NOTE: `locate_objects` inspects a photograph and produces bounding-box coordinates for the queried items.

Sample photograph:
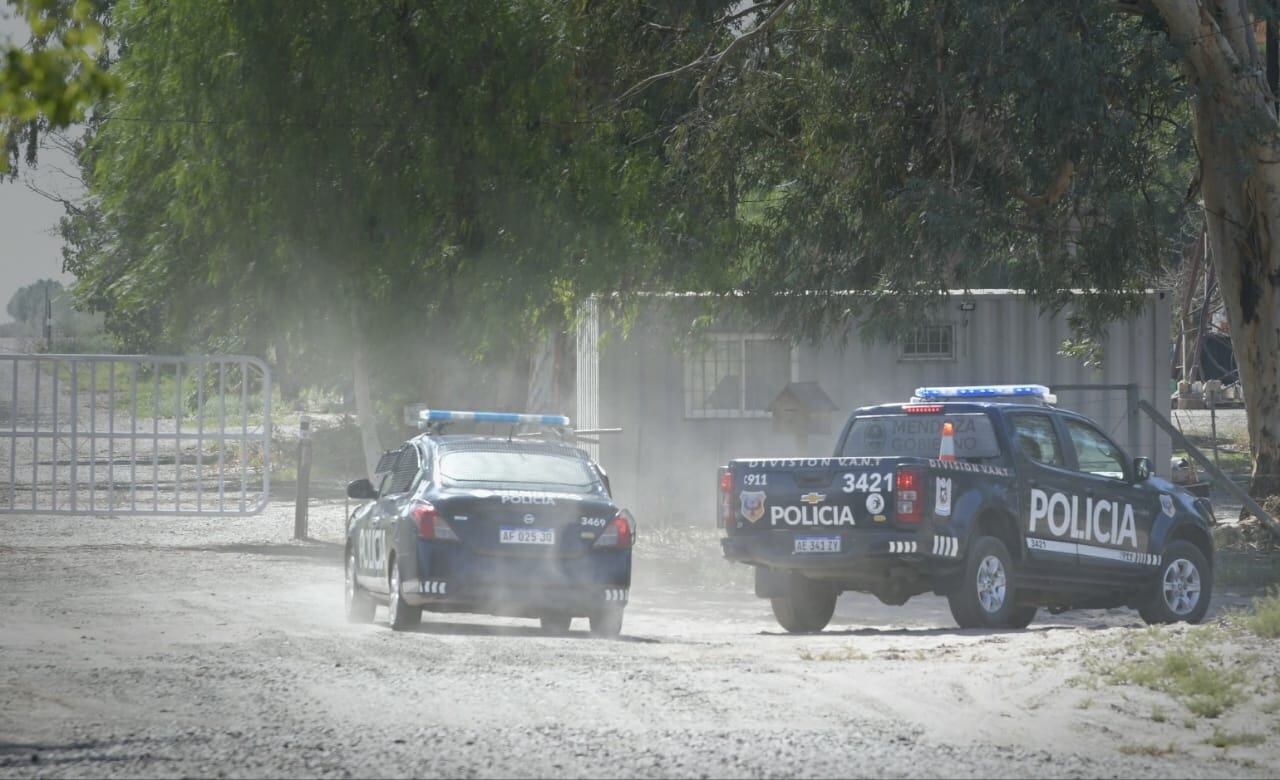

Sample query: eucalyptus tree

[623,0,1280,499]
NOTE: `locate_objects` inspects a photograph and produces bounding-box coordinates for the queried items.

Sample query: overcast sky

[0,6,79,317]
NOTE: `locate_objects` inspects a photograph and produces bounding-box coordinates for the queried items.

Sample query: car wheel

[344,548,375,624]
[1138,540,1212,625]
[948,536,1021,629]
[770,574,837,633]
[387,559,421,631]
[589,606,624,638]
[540,615,573,635]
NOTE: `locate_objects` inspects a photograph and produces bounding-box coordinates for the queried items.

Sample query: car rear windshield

[438,449,598,490]
[840,413,1003,459]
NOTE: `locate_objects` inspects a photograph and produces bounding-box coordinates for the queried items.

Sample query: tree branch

[615,36,719,103]
[697,0,800,106]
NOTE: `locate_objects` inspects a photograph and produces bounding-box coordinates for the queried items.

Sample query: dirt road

[2,501,1277,778]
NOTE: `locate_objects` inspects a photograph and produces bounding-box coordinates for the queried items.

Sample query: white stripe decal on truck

[1026,538,1159,566]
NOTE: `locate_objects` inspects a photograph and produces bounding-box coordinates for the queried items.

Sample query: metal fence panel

[0,354,271,516]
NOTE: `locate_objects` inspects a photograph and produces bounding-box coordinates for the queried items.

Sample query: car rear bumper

[403,540,630,613]
[721,528,963,571]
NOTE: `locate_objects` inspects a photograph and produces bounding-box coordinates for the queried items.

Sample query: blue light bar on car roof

[419,409,571,427]
[913,384,1052,401]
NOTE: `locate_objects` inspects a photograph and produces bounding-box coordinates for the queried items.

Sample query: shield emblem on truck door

[740,491,767,523]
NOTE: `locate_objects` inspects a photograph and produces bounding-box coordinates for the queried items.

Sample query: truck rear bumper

[721,529,962,571]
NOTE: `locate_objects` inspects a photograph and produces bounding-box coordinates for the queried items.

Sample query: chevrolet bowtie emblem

[800,492,826,505]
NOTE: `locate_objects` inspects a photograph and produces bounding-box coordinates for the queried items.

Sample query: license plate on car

[794,536,840,554]
[500,527,556,545]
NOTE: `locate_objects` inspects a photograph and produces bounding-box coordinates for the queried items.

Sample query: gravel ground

[2,500,1278,779]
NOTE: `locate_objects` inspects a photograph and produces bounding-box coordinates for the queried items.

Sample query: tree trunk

[1154,1,1280,498]
[350,311,382,483]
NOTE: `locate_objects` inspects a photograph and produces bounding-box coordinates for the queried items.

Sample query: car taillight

[594,510,635,548]
[412,501,458,541]
[902,404,943,414]
[895,466,924,524]
[718,469,736,530]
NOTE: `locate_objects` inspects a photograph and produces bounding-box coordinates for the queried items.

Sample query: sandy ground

[1,500,1278,779]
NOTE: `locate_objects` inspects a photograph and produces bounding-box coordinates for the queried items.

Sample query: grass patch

[798,646,867,662]
[1118,743,1178,757]
[1150,704,1168,723]
[1205,729,1266,749]
[1088,628,1250,719]
[1241,589,1280,639]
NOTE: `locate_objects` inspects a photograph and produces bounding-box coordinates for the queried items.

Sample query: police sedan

[344,411,634,636]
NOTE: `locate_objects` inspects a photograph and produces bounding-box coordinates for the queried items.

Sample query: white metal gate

[0,354,271,515]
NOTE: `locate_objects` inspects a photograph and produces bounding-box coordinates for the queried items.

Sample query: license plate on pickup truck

[794,536,840,554]
[500,527,556,545]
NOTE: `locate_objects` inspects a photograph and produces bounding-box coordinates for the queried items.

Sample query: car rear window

[841,413,1003,459]
[438,450,597,489]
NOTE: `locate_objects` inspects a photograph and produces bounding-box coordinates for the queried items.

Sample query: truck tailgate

[721,457,909,531]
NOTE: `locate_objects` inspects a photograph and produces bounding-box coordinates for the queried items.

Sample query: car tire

[540,615,573,635]
[770,574,837,633]
[387,559,421,631]
[948,536,1022,629]
[344,548,375,624]
[1138,540,1212,625]
[589,606,624,638]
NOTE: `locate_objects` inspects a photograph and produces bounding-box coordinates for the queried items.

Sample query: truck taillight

[902,404,943,414]
[594,510,635,548]
[895,466,924,524]
[412,501,458,541]
[718,468,736,530]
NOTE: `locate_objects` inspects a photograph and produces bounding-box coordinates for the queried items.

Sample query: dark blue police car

[344,410,634,636]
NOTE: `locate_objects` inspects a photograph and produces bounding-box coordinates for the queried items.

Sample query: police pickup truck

[345,410,634,636]
[718,385,1215,632]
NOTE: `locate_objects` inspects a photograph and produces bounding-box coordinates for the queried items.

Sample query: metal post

[1125,383,1141,460]
[1209,387,1220,472]
[294,415,312,540]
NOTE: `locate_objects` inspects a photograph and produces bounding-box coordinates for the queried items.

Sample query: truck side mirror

[347,478,378,500]
[1132,457,1152,483]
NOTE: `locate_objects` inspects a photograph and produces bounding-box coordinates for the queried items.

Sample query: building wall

[577,292,1173,527]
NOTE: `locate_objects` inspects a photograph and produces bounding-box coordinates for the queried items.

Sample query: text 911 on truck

[718,384,1216,632]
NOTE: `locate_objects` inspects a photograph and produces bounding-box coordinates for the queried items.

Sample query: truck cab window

[1008,414,1065,468]
[1063,418,1126,480]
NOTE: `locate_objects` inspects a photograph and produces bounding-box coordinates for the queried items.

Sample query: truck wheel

[387,560,421,631]
[589,606,624,638]
[344,548,375,624]
[948,536,1021,629]
[1138,541,1212,625]
[771,575,837,633]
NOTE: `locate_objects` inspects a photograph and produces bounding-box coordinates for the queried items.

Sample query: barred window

[901,324,955,360]
[684,334,794,418]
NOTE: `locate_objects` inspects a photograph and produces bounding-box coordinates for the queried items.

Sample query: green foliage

[1,0,120,172]
[5,277,58,323]
[62,0,707,409]
[623,0,1197,348]
[1095,629,1249,719]
[1242,588,1280,639]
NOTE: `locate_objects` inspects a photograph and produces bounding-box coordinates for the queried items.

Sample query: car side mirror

[347,478,378,500]
[1132,457,1152,483]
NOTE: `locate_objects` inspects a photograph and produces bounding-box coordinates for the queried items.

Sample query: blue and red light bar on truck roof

[911,384,1055,403]
[418,409,572,428]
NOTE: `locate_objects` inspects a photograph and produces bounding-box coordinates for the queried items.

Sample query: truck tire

[771,574,837,633]
[1138,540,1212,625]
[948,535,1022,629]
[589,606,624,638]
[1008,605,1037,629]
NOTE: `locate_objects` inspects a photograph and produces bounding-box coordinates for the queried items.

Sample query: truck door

[1059,417,1157,579]
[1005,412,1081,571]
